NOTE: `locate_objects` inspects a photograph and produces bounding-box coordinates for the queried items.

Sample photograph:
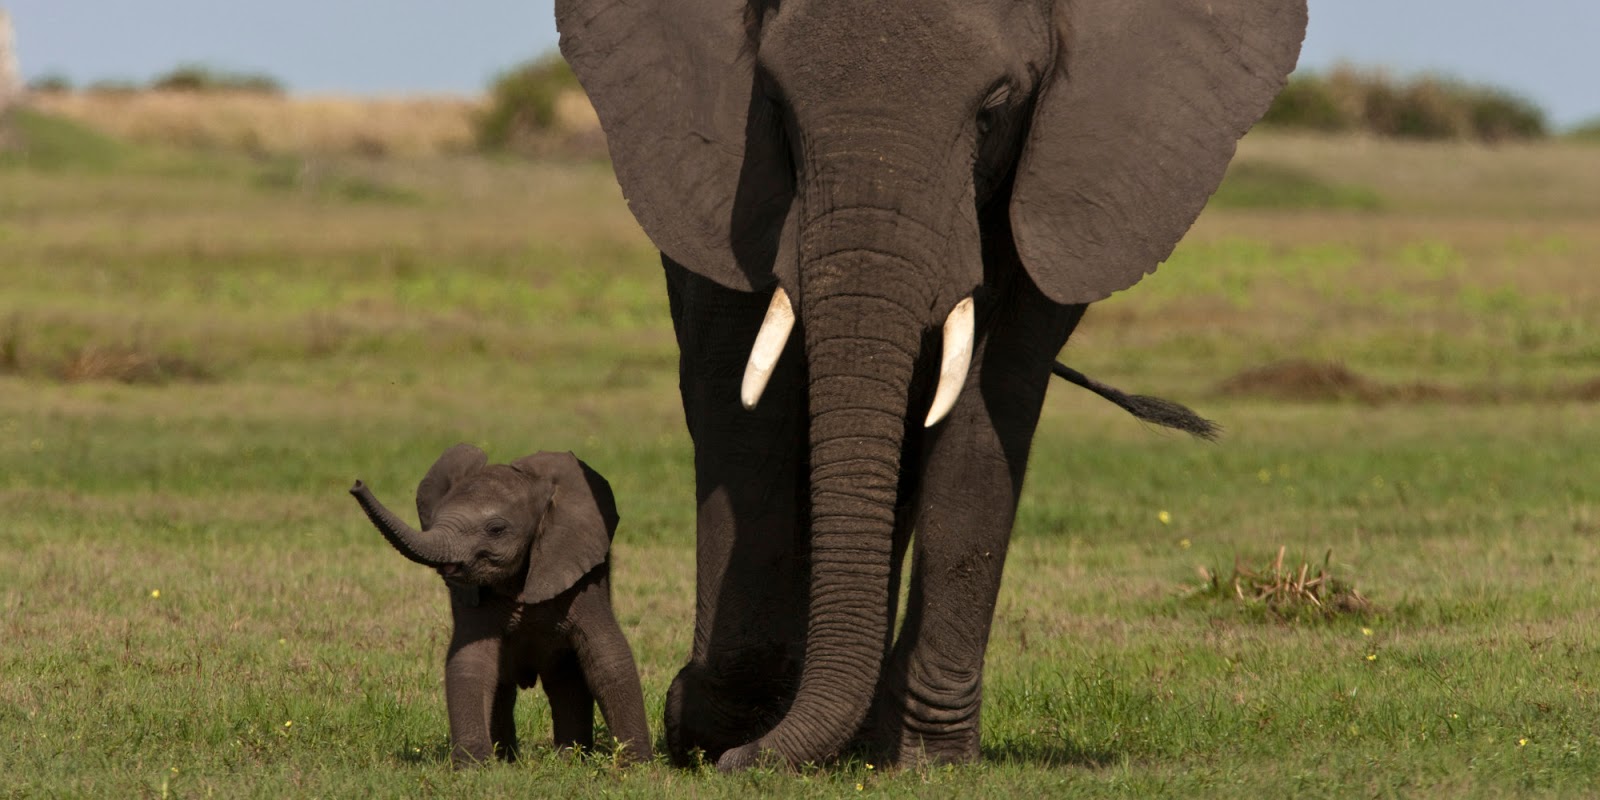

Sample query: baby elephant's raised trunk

[349,480,454,568]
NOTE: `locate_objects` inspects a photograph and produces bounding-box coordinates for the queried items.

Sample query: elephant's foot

[859,661,984,765]
[449,741,497,770]
[713,740,790,772]
[664,662,793,767]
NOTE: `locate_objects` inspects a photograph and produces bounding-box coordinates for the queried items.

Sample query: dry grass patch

[1234,132,1600,217]
[57,345,213,385]
[31,91,483,157]
[1196,547,1375,621]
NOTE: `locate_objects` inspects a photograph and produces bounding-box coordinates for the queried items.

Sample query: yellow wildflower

[1365,653,1377,661]
[1361,627,1373,637]
[150,589,160,599]
[1157,510,1172,525]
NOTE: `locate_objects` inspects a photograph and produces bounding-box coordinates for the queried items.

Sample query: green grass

[3,116,1599,796]
[1211,161,1382,211]
[1,108,138,171]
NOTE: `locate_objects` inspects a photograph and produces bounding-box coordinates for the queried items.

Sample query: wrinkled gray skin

[350,444,651,767]
[558,0,1308,770]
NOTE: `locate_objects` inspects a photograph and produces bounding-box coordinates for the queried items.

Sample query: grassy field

[2,110,1599,797]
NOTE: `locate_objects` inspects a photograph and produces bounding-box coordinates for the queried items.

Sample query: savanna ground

[2,103,1599,797]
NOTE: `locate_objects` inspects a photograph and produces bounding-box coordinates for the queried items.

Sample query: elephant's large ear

[556,0,794,291]
[511,452,620,606]
[416,443,488,529]
[1010,0,1307,304]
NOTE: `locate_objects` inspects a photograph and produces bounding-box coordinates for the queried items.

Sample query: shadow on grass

[982,738,1122,769]
[391,736,1126,772]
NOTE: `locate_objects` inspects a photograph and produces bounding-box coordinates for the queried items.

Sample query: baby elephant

[350,444,651,766]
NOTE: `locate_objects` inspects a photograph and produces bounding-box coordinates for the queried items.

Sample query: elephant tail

[1052,362,1220,441]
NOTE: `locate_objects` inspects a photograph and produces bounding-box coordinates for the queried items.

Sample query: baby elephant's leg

[571,582,653,764]
[444,634,503,768]
[490,682,519,762]
[542,654,596,753]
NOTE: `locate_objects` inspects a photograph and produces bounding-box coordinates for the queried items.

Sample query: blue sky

[6,1,1597,126]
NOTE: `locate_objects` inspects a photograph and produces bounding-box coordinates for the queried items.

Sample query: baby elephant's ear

[417,443,488,529]
[511,452,620,605]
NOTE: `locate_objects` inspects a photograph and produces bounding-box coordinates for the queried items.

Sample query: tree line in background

[22,57,1600,149]
[29,64,284,96]
[1264,66,1554,143]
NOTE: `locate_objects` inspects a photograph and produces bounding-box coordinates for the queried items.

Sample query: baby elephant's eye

[485,520,510,537]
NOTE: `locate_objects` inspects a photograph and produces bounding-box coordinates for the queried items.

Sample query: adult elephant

[557,0,1307,769]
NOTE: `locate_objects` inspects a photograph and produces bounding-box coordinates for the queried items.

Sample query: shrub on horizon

[1567,117,1600,143]
[28,73,72,93]
[1264,66,1548,143]
[475,54,582,152]
[149,64,283,95]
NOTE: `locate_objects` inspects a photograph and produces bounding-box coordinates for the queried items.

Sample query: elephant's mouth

[436,563,463,580]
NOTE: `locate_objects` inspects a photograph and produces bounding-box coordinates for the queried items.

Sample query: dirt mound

[1570,378,1600,402]
[1218,359,1598,405]
[1218,359,1398,403]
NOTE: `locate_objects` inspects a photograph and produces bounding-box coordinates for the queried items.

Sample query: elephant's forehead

[449,468,527,507]
[759,0,1013,96]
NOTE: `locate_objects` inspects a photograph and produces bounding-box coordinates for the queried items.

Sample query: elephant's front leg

[661,260,810,766]
[444,632,505,768]
[868,289,1083,765]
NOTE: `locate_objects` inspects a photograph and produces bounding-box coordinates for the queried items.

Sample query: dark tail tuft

[1052,362,1221,441]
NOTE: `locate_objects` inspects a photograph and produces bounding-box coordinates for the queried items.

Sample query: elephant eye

[977,83,1012,137]
[485,520,509,537]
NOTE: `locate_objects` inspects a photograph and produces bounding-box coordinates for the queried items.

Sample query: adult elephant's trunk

[349,480,455,568]
[729,198,953,767]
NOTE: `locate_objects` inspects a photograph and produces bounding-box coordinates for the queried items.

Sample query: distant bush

[1567,117,1600,144]
[86,79,141,95]
[149,64,283,95]
[475,54,582,152]
[1261,75,1351,133]
[28,73,73,93]
[1264,67,1548,143]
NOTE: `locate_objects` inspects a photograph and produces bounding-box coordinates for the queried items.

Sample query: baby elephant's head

[350,444,619,604]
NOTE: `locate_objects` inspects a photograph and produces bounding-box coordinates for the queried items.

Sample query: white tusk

[925,297,975,427]
[740,287,795,410]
